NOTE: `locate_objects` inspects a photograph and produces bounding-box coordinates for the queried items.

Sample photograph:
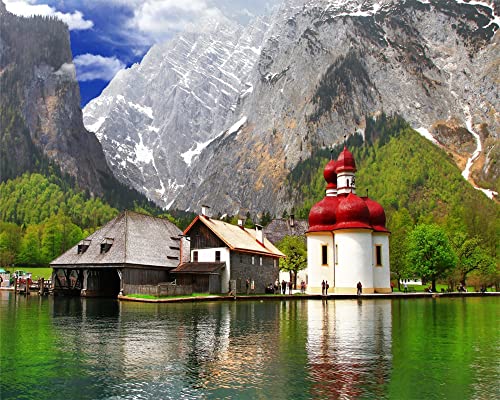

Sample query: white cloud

[4,0,93,30]
[130,0,227,42]
[73,54,125,81]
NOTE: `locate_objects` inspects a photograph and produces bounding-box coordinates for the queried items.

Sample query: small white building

[306,146,391,294]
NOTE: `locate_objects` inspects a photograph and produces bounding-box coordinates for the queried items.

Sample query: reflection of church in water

[307,300,393,398]
[307,146,391,294]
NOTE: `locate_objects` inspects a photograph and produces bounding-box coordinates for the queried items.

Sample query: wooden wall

[189,221,225,249]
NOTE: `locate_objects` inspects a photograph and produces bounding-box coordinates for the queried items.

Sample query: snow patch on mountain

[415,127,439,145]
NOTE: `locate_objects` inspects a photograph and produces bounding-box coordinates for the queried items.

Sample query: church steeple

[336,146,356,195]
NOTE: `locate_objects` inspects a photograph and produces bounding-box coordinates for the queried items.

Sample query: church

[307,146,391,294]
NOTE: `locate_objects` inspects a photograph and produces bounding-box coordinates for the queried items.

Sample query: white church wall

[372,233,391,293]
[334,230,373,293]
[306,233,334,294]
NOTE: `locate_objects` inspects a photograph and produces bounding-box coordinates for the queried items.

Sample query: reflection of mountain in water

[307,299,392,398]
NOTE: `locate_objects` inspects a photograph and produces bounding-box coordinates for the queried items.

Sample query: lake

[0,292,498,399]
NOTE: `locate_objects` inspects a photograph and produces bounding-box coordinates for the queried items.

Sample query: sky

[4,0,280,106]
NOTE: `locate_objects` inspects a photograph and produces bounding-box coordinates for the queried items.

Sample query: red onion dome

[336,146,356,173]
[323,159,337,186]
[364,197,389,232]
[308,196,339,232]
[332,193,372,230]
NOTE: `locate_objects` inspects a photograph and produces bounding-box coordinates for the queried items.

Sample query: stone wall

[230,252,279,294]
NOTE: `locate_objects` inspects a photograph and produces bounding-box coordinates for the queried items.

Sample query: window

[375,245,382,266]
[100,238,113,254]
[240,254,243,264]
[193,251,198,262]
[215,251,221,262]
[321,245,328,265]
[259,256,263,266]
[252,256,255,265]
[77,240,91,254]
[335,244,338,265]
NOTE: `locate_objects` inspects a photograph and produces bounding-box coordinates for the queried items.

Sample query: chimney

[289,214,295,227]
[255,224,264,245]
[201,205,210,218]
[238,218,244,228]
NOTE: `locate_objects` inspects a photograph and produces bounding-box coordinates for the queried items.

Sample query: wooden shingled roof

[51,211,182,268]
[184,215,285,258]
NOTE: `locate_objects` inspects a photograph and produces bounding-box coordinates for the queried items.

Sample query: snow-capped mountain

[84,17,271,207]
[85,0,499,214]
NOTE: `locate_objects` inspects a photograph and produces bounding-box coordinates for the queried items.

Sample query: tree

[0,222,22,267]
[406,224,456,292]
[452,233,497,284]
[388,207,414,290]
[17,224,43,265]
[277,235,307,288]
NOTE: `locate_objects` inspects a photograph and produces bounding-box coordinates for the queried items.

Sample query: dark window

[240,254,243,263]
[215,251,221,262]
[193,251,198,262]
[77,240,90,254]
[100,238,113,254]
[322,245,328,265]
[375,245,382,266]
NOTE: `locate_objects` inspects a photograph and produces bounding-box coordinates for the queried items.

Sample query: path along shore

[118,291,499,303]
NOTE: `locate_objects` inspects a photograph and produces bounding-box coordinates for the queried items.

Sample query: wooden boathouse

[50,211,183,297]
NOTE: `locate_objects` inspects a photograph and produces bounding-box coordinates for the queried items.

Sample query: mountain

[83,17,271,207]
[0,3,149,209]
[85,0,499,215]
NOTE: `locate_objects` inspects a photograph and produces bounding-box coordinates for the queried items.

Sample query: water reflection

[1,292,497,400]
[306,299,392,399]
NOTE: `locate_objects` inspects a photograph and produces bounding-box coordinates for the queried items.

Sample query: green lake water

[0,292,498,399]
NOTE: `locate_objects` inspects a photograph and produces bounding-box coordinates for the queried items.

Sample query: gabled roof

[51,211,182,268]
[184,215,285,258]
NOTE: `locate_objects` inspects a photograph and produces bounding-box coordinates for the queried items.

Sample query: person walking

[325,281,329,296]
[356,281,362,296]
[246,278,250,294]
[282,280,287,295]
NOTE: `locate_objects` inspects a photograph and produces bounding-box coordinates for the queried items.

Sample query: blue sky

[4,0,279,106]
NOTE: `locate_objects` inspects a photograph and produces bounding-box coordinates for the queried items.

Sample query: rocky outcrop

[83,17,271,207]
[0,6,146,206]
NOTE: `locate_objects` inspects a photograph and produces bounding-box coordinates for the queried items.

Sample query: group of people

[321,280,330,296]
[249,279,369,296]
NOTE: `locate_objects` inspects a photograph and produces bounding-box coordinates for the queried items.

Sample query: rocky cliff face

[0,5,145,208]
[84,0,499,215]
[0,5,146,206]
[83,17,271,207]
